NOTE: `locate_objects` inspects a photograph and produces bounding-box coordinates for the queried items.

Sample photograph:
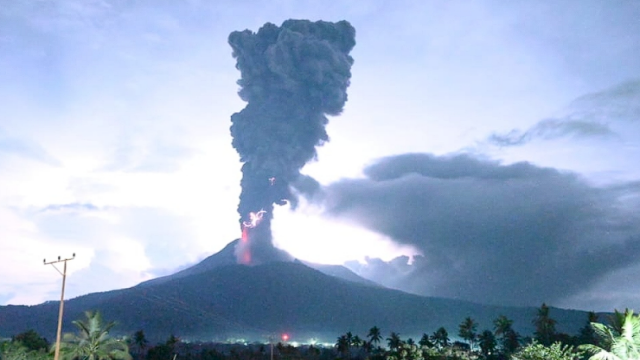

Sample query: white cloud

[0,207,95,305]
[272,199,420,265]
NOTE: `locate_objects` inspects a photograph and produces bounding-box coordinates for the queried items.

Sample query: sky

[1,0,639,312]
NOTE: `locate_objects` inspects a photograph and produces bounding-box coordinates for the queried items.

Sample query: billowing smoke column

[228,19,356,264]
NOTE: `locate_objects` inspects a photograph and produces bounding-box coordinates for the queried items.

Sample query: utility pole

[44,253,75,360]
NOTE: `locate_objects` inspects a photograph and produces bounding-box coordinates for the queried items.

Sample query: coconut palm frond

[580,344,621,360]
[608,310,626,335]
[591,322,616,349]
[581,310,640,360]
[59,311,131,360]
[623,310,640,348]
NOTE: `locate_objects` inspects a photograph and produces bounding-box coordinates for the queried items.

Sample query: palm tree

[368,326,382,347]
[458,317,478,351]
[579,309,640,360]
[130,330,147,360]
[345,332,354,349]
[502,329,521,355]
[351,335,363,349]
[59,310,131,360]
[533,303,557,346]
[431,327,449,350]
[478,330,496,358]
[493,315,513,338]
[362,340,373,355]
[609,309,629,334]
[387,332,403,351]
[494,315,520,354]
[335,334,350,358]
[419,333,434,349]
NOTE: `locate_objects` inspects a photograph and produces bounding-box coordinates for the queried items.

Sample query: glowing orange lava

[239,210,266,265]
[239,226,251,264]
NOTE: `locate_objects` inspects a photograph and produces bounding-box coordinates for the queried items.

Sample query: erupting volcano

[228,19,356,264]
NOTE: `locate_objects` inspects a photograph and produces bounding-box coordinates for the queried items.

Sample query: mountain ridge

[0,240,594,343]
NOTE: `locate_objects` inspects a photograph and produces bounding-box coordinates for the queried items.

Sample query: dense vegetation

[2,305,639,360]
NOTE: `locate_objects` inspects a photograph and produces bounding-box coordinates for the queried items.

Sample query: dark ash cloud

[228,19,355,264]
[489,79,639,147]
[289,174,323,209]
[319,153,640,308]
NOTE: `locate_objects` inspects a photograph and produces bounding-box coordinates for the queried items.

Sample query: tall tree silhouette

[368,326,382,347]
[458,317,478,351]
[533,303,557,346]
[387,332,402,351]
[578,312,599,346]
[478,330,497,358]
[130,330,147,360]
[336,334,350,358]
[494,315,520,354]
[431,327,450,350]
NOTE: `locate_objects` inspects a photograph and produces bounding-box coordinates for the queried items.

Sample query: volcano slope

[0,242,591,343]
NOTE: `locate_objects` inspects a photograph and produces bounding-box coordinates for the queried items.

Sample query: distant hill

[0,240,594,344]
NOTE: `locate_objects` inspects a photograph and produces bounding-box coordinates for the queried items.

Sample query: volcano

[0,240,592,343]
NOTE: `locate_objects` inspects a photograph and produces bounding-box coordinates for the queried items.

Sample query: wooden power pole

[44,253,75,360]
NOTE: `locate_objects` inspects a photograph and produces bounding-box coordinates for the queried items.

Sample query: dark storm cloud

[321,153,640,307]
[489,80,639,146]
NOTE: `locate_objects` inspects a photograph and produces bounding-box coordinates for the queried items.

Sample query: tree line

[2,304,640,360]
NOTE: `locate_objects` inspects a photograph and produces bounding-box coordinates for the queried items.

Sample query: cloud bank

[313,153,640,309]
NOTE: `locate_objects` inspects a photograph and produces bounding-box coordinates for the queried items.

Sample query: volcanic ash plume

[228,19,356,264]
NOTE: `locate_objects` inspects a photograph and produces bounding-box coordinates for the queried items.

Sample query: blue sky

[1,0,639,312]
